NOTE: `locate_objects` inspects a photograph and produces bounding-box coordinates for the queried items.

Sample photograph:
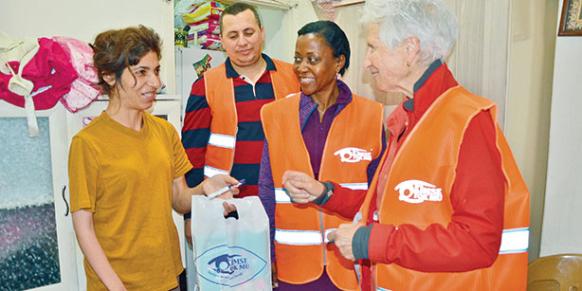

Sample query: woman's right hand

[202,175,240,217]
[282,170,325,203]
[202,174,240,199]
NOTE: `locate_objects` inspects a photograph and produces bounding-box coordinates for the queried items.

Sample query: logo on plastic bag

[195,244,267,287]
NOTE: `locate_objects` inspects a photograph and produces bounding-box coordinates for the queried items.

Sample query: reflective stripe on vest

[275,188,291,203]
[377,288,393,291]
[204,165,229,178]
[274,183,368,204]
[499,227,529,254]
[341,183,368,190]
[275,228,337,245]
[208,133,236,149]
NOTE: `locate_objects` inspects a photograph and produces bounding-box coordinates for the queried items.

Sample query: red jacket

[322,62,524,290]
[361,85,529,290]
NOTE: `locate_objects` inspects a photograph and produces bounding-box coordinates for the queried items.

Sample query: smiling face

[107,51,161,111]
[364,24,409,93]
[220,9,265,68]
[293,33,344,98]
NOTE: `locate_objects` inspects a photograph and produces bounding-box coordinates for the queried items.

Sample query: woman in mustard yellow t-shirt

[68,26,238,291]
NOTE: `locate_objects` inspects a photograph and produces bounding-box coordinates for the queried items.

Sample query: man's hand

[282,170,325,203]
[327,223,363,261]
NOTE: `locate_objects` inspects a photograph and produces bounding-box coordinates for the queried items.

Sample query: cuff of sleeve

[368,223,396,263]
[184,212,191,219]
[312,182,331,205]
[352,225,372,260]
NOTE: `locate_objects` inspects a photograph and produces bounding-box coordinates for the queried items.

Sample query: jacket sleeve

[258,142,277,262]
[181,77,211,219]
[364,111,505,272]
[321,185,365,220]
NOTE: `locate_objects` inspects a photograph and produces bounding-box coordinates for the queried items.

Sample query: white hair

[361,0,458,66]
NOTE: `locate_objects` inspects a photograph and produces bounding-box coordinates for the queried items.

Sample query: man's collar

[224,53,276,78]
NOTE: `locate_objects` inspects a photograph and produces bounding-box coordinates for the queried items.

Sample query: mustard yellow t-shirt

[68,111,192,291]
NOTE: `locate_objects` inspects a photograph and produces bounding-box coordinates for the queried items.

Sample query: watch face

[325,182,333,196]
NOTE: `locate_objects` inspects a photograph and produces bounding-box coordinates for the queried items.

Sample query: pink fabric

[200,39,222,50]
[189,19,220,35]
[52,36,100,112]
[0,37,77,110]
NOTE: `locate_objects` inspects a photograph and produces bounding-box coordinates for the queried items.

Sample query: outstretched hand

[282,170,325,204]
[202,175,240,216]
[202,174,240,199]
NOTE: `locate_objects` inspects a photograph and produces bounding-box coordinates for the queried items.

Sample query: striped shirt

[181,54,283,202]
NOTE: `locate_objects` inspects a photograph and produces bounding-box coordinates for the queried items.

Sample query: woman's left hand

[327,222,364,261]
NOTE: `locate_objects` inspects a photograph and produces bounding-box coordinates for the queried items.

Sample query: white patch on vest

[333,147,372,163]
[395,180,443,204]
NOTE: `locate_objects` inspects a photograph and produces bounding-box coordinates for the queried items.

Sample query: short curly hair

[92,25,161,95]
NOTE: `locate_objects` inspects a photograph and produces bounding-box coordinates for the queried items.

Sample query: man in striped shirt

[181,2,299,243]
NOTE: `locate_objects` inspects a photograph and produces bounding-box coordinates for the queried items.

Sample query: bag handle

[192,196,228,221]
[225,196,266,221]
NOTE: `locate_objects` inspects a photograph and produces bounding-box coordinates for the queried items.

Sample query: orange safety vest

[202,59,299,177]
[261,93,384,290]
[359,86,530,291]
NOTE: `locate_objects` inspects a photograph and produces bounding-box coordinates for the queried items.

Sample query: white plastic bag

[190,196,271,291]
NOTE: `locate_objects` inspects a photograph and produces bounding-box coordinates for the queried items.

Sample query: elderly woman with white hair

[281,0,530,290]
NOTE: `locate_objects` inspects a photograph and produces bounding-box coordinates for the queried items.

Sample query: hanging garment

[52,36,100,112]
[0,35,77,135]
[0,32,40,135]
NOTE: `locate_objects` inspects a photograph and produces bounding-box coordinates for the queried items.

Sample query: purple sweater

[258,80,386,261]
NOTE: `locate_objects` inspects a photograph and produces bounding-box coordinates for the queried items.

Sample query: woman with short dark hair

[259,20,386,290]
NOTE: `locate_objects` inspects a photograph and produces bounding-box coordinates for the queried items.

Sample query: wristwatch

[320,181,334,200]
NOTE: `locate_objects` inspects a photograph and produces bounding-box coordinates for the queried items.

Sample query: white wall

[540,2,582,255]
[258,6,289,62]
[263,0,318,63]
[0,0,175,93]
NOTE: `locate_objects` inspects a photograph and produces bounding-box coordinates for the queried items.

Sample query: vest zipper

[319,210,327,266]
[318,113,336,267]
